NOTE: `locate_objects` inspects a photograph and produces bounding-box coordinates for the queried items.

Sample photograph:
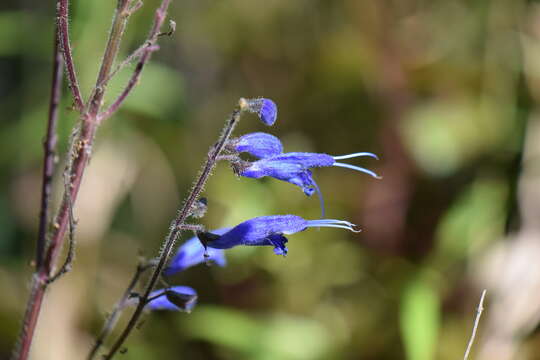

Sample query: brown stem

[94,0,132,95]
[103,108,241,359]
[11,28,64,360]
[87,263,150,360]
[37,29,63,270]
[13,1,143,359]
[98,0,172,123]
[57,0,84,111]
[46,0,134,281]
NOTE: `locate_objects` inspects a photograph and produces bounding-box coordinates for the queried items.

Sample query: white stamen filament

[307,220,362,233]
[332,152,379,160]
[333,162,382,179]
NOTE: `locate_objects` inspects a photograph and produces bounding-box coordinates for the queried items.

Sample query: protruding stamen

[306,219,362,233]
[332,152,379,160]
[333,162,382,179]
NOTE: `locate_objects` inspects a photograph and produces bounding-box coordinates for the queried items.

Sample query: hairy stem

[37,29,63,270]
[57,0,84,111]
[98,0,172,123]
[13,1,144,358]
[87,263,150,360]
[11,29,64,360]
[103,108,241,359]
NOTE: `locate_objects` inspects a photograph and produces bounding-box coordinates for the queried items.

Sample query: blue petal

[145,286,197,312]
[258,99,277,126]
[163,229,229,276]
[270,153,335,168]
[240,153,333,180]
[205,215,308,250]
[239,98,278,126]
[267,234,289,256]
[233,132,283,159]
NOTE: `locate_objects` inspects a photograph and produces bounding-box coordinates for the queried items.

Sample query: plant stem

[37,29,63,270]
[98,0,172,123]
[44,0,133,283]
[13,1,141,358]
[11,28,63,360]
[463,290,487,360]
[87,263,149,360]
[57,0,84,111]
[103,108,241,359]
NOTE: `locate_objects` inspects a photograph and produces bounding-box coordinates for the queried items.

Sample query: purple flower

[201,215,360,256]
[239,98,278,126]
[145,286,197,312]
[228,132,283,159]
[163,229,228,276]
[237,152,380,216]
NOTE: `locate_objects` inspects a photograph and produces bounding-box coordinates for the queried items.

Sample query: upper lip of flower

[228,132,284,159]
[237,151,380,217]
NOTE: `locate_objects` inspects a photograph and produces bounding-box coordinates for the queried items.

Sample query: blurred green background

[2,0,540,359]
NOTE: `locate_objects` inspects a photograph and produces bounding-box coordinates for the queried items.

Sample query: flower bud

[239,98,277,126]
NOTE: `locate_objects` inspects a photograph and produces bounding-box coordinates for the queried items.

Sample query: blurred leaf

[401,98,510,176]
[0,12,22,56]
[434,177,507,264]
[400,275,440,360]
[107,62,185,119]
[182,305,330,360]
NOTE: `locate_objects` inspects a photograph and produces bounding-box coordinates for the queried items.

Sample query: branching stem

[13,0,165,358]
[103,108,242,359]
[11,28,64,360]
[87,263,150,360]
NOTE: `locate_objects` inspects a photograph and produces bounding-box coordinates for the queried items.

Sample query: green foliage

[400,274,440,360]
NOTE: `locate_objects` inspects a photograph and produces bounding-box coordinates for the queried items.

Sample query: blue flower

[200,215,360,256]
[145,286,197,312]
[228,132,283,159]
[239,98,278,126]
[164,229,228,276]
[237,152,380,216]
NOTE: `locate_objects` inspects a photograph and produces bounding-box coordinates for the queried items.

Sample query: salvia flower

[200,215,360,256]
[163,229,228,276]
[237,152,380,216]
[145,286,197,312]
[227,132,283,159]
[239,98,277,126]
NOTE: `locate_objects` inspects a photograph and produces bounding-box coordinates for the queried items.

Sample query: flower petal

[145,286,198,312]
[164,229,229,276]
[231,132,283,159]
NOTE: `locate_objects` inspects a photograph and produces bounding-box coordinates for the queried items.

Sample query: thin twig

[36,28,63,270]
[11,28,64,360]
[47,130,79,284]
[103,107,242,360]
[97,0,173,124]
[87,263,150,360]
[97,42,157,90]
[463,289,487,360]
[13,1,145,359]
[57,0,84,111]
[45,0,135,284]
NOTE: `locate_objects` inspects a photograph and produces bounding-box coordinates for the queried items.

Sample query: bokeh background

[2,0,540,359]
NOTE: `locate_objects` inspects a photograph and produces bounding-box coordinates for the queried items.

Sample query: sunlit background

[2,0,540,359]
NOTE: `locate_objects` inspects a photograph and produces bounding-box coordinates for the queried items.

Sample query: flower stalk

[102,107,242,359]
